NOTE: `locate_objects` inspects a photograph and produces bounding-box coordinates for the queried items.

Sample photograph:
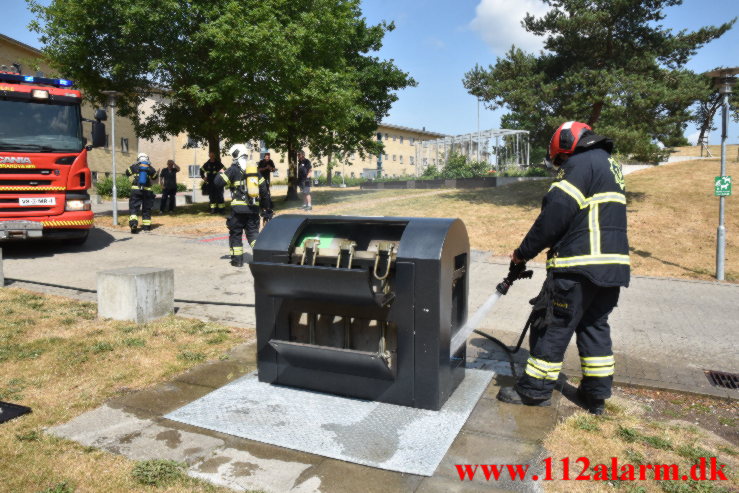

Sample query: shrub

[94,176,131,198]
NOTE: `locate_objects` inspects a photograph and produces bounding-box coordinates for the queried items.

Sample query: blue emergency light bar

[0,71,74,88]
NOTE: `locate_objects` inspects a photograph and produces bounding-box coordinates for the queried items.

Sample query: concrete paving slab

[434,430,543,483]
[416,475,514,493]
[463,395,557,443]
[188,446,322,493]
[173,359,256,389]
[49,404,156,447]
[109,380,215,416]
[297,458,423,493]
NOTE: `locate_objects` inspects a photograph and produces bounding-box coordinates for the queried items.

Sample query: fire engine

[0,69,105,244]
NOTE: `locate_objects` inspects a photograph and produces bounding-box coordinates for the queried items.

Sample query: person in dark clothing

[497,121,629,415]
[159,159,180,213]
[126,153,159,233]
[200,151,226,213]
[213,144,270,267]
[257,152,276,223]
[297,151,312,211]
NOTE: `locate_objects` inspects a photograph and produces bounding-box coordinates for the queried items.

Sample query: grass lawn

[544,386,738,492]
[97,159,738,282]
[0,288,249,492]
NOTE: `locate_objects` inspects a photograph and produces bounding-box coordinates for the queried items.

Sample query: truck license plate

[19,197,56,206]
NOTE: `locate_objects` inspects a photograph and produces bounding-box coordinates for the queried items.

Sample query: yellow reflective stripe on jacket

[586,192,626,206]
[231,180,243,187]
[258,177,265,185]
[220,172,232,187]
[132,186,152,191]
[547,254,630,268]
[550,179,587,208]
[231,200,249,206]
[589,202,601,255]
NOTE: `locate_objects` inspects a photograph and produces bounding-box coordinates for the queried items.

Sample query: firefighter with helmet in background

[497,121,629,415]
[214,144,269,267]
[125,152,159,233]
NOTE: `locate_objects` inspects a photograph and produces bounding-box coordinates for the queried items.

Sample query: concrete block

[97,267,174,323]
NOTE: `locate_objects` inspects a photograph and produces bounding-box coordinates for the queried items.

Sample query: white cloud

[470,0,550,55]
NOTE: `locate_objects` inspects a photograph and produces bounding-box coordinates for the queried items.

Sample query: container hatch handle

[373,242,394,281]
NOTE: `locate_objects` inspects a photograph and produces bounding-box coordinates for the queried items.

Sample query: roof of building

[379,122,446,138]
[0,34,42,56]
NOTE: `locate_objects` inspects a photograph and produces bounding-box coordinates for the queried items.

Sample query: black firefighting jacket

[213,163,269,214]
[125,163,159,191]
[515,137,630,287]
[200,159,225,181]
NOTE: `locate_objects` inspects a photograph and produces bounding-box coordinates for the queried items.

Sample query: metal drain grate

[704,370,739,390]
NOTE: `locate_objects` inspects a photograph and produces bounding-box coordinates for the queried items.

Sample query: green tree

[692,74,739,152]
[464,0,735,162]
[28,0,413,179]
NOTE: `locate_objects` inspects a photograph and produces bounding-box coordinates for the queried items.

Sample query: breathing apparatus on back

[136,153,151,186]
[228,144,259,200]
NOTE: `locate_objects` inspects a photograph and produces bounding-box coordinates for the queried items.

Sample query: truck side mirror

[91,121,106,148]
[94,108,108,121]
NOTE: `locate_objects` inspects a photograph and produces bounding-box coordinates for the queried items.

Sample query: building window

[384,154,388,161]
[410,156,415,165]
[188,165,200,178]
[105,134,110,150]
[392,135,396,142]
[120,138,129,153]
[384,133,388,140]
[399,136,404,144]
[91,171,98,183]
[410,137,415,145]
[392,155,396,161]
[399,155,403,163]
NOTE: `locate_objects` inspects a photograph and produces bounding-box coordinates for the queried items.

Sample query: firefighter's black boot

[230,254,244,267]
[142,225,152,232]
[129,219,138,234]
[496,386,551,407]
[577,386,605,415]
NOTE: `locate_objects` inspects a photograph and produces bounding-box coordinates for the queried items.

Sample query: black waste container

[250,215,469,410]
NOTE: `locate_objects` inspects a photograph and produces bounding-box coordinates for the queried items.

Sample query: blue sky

[4,0,738,143]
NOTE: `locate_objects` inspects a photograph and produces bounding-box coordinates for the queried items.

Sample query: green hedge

[95,177,187,198]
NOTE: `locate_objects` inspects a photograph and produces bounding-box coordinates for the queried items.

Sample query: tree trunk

[697,103,719,156]
[326,149,333,186]
[207,135,220,159]
[286,134,300,201]
[588,101,604,127]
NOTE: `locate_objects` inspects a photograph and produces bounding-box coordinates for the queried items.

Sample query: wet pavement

[50,339,557,493]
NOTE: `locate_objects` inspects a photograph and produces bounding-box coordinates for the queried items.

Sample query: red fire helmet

[546,121,592,166]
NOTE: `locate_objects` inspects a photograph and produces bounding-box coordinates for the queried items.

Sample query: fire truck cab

[0,70,104,244]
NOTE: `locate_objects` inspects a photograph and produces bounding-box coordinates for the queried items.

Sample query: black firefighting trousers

[208,181,225,210]
[516,273,620,400]
[129,189,154,227]
[227,211,260,257]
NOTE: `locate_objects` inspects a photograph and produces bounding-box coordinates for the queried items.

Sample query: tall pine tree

[464,0,734,162]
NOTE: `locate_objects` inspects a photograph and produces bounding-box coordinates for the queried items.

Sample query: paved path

[2,226,738,400]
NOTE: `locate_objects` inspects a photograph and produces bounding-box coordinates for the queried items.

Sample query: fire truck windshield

[0,99,83,152]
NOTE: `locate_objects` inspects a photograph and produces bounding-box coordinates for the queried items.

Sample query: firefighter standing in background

[497,121,629,415]
[126,153,159,233]
[257,152,276,225]
[214,144,269,267]
[200,151,226,213]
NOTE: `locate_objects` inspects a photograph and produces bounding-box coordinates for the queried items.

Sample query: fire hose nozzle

[496,261,533,295]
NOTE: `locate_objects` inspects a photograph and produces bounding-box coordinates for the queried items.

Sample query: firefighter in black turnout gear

[126,153,159,233]
[214,144,269,267]
[497,121,629,415]
[200,151,226,213]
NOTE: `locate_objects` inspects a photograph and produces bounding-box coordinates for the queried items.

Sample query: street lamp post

[101,91,122,225]
[704,67,739,281]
